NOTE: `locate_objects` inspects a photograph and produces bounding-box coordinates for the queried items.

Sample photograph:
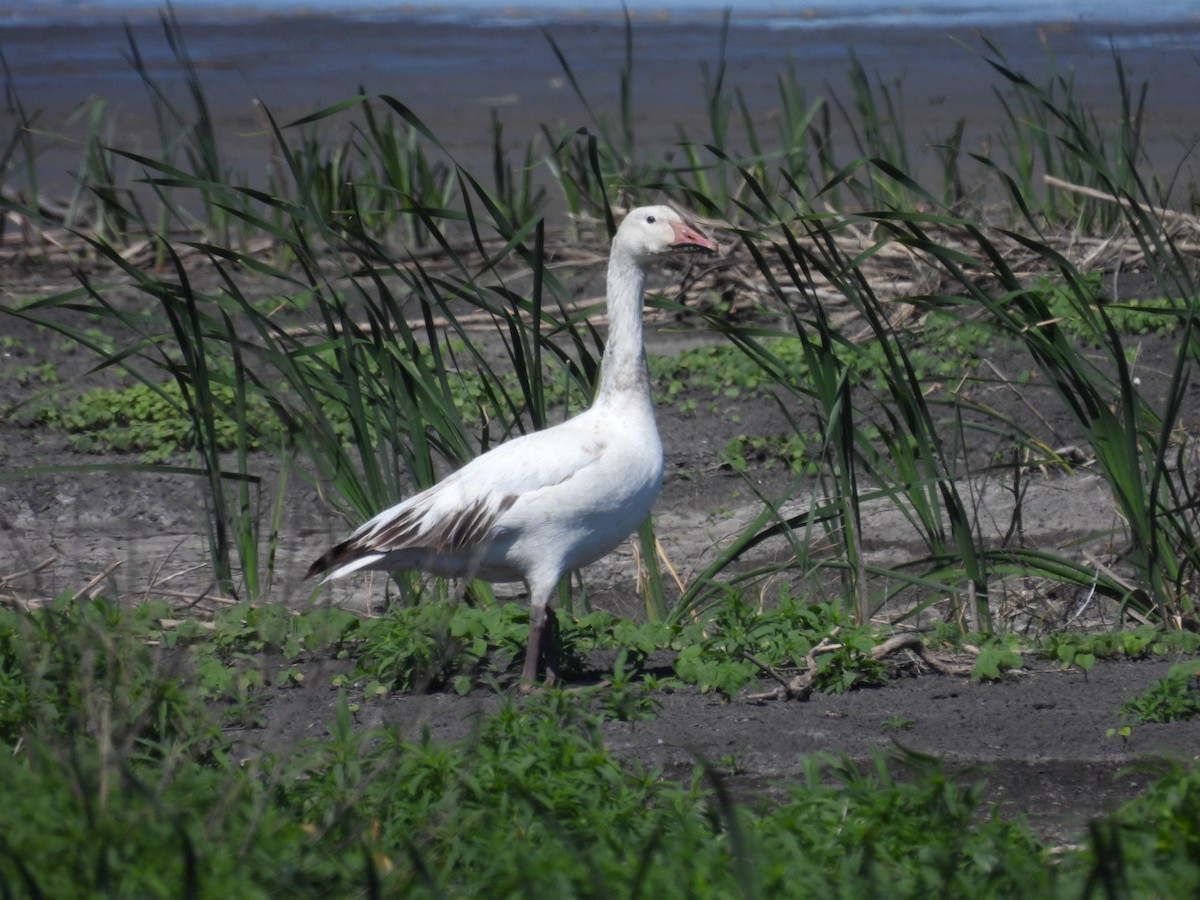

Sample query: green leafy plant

[970,635,1026,681]
[0,594,217,749]
[721,432,818,476]
[1039,626,1200,672]
[1119,660,1200,724]
[674,594,886,698]
[34,379,282,461]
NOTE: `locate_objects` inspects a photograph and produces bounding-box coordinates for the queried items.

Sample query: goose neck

[594,251,650,406]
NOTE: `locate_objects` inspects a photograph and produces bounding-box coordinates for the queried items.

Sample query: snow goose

[306,206,718,685]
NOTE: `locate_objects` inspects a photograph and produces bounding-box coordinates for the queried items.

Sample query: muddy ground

[1,241,1199,845]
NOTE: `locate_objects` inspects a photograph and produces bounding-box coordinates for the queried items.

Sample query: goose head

[616,206,718,264]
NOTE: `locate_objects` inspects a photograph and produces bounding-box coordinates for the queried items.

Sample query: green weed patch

[2,597,1200,895]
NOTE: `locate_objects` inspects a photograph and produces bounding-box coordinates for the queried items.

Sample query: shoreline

[2,17,1199,197]
[5,0,1200,30]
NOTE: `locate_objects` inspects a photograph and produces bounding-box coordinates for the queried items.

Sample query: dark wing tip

[304,538,356,581]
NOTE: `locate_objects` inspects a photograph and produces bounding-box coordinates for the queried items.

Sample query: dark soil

[236,650,1199,844]
[3,249,1200,846]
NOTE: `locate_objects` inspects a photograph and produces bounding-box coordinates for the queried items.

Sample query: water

[2,0,1197,29]
[2,0,1196,197]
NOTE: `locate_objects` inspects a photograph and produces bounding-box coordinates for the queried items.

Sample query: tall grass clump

[981,36,1164,231]
[4,45,649,607]
[938,46,1199,626]
[9,148,608,603]
[669,191,998,630]
[4,13,1200,635]
[670,43,1200,630]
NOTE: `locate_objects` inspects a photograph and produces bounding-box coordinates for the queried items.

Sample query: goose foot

[519,606,560,690]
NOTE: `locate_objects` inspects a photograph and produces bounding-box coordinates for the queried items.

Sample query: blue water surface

[2,0,1197,28]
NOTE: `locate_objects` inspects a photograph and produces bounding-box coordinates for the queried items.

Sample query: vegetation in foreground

[2,7,1200,895]
[2,594,1200,897]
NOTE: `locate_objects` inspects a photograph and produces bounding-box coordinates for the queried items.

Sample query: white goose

[306,206,717,685]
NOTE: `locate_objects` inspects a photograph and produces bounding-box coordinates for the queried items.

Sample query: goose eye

[646,215,656,223]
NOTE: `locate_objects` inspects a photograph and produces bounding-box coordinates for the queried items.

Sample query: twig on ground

[744,634,840,702]
[1043,175,1200,233]
[0,555,58,590]
[71,560,123,601]
[745,631,973,702]
[151,587,239,610]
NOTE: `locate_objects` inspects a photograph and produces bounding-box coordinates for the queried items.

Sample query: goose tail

[304,539,385,582]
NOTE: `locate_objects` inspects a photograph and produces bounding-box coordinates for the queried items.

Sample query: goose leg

[520,599,562,689]
[541,607,560,687]
[521,602,549,686]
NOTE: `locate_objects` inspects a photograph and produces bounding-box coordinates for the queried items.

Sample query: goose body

[306,206,717,683]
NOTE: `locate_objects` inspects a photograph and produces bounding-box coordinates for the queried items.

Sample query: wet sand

[3,14,1200,195]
